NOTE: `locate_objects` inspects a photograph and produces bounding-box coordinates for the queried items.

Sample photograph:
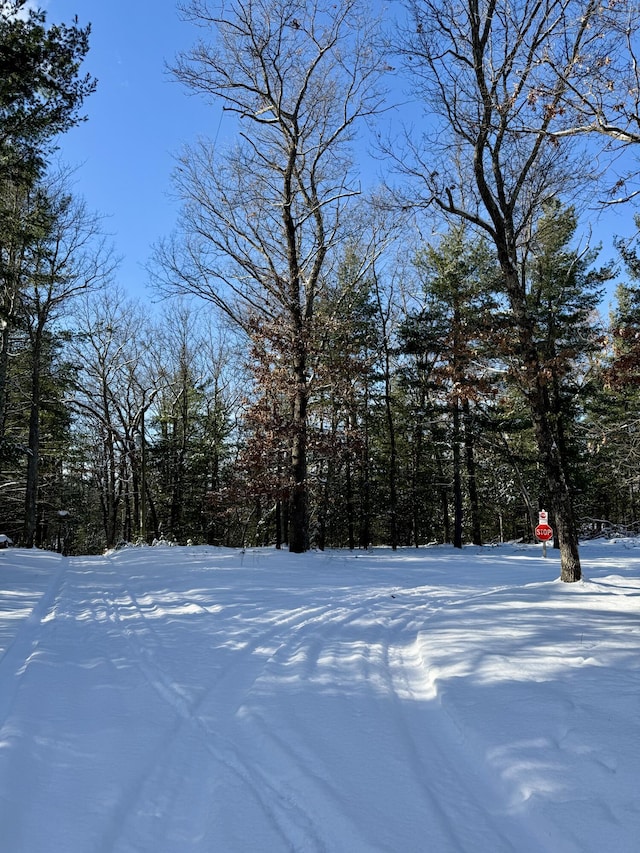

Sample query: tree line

[2,0,640,582]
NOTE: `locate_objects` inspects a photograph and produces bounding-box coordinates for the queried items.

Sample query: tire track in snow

[386,639,523,852]
[0,553,67,727]
[95,559,356,851]
[232,599,465,852]
[239,587,551,853]
[83,560,272,850]
[65,552,547,852]
[385,606,579,853]
[222,599,410,852]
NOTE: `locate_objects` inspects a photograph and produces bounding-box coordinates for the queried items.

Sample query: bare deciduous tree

[70,288,157,549]
[544,0,640,202]
[154,0,385,551]
[394,0,603,581]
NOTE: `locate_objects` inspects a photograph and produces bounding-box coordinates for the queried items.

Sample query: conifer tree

[395,0,606,580]
[0,2,94,182]
[313,245,378,549]
[1,2,95,483]
[583,241,640,529]
[400,226,499,546]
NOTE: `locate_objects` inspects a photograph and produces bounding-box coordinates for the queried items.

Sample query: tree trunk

[104,433,120,549]
[382,342,398,549]
[0,323,10,462]
[288,344,308,553]
[23,332,41,548]
[358,394,372,550]
[530,402,582,581]
[275,499,282,550]
[317,457,328,552]
[510,272,582,581]
[451,398,463,549]
[412,418,423,548]
[463,399,482,545]
[345,449,355,551]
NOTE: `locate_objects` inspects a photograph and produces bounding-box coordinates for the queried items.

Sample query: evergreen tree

[583,248,640,531]
[519,202,611,535]
[400,226,499,546]
[1,2,95,490]
[0,2,95,182]
[312,245,378,549]
[396,0,603,580]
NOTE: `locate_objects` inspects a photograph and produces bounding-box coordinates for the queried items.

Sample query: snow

[1,541,639,852]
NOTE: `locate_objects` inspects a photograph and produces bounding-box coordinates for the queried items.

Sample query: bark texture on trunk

[288,344,308,553]
[511,272,582,582]
[23,330,41,548]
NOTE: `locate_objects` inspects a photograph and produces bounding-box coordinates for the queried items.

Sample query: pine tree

[519,202,611,537]
[582,245,640,531]
[312,245,378,549]
[400,226,499,546]
[1,3,95,490]
[0,2,95,182]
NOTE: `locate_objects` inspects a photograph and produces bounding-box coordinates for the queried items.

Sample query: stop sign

[535,523,553,541]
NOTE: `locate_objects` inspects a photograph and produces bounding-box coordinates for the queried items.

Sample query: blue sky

[44,0,218,302]
[42,1,392,305]
[42,1,632,310]
[44,0,390,305]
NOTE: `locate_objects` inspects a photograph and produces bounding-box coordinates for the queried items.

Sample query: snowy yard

[0,541,638,852]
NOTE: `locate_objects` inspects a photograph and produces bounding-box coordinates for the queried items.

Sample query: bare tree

[544,0,640,203]
[146,302,241,544]
[70,288,156,548]
[154,0,385,551]
[394,0,603,581]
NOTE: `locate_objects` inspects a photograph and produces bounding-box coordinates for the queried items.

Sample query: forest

[2,0,640,582]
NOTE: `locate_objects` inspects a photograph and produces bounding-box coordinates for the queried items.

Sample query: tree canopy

[0,1,95,183]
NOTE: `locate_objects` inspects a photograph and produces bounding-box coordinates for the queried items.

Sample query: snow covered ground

[0,540,638,852]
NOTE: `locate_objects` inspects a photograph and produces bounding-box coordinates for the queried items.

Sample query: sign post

[535,510,553,557]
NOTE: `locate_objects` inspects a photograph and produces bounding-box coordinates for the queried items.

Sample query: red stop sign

[535,523,553,541]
